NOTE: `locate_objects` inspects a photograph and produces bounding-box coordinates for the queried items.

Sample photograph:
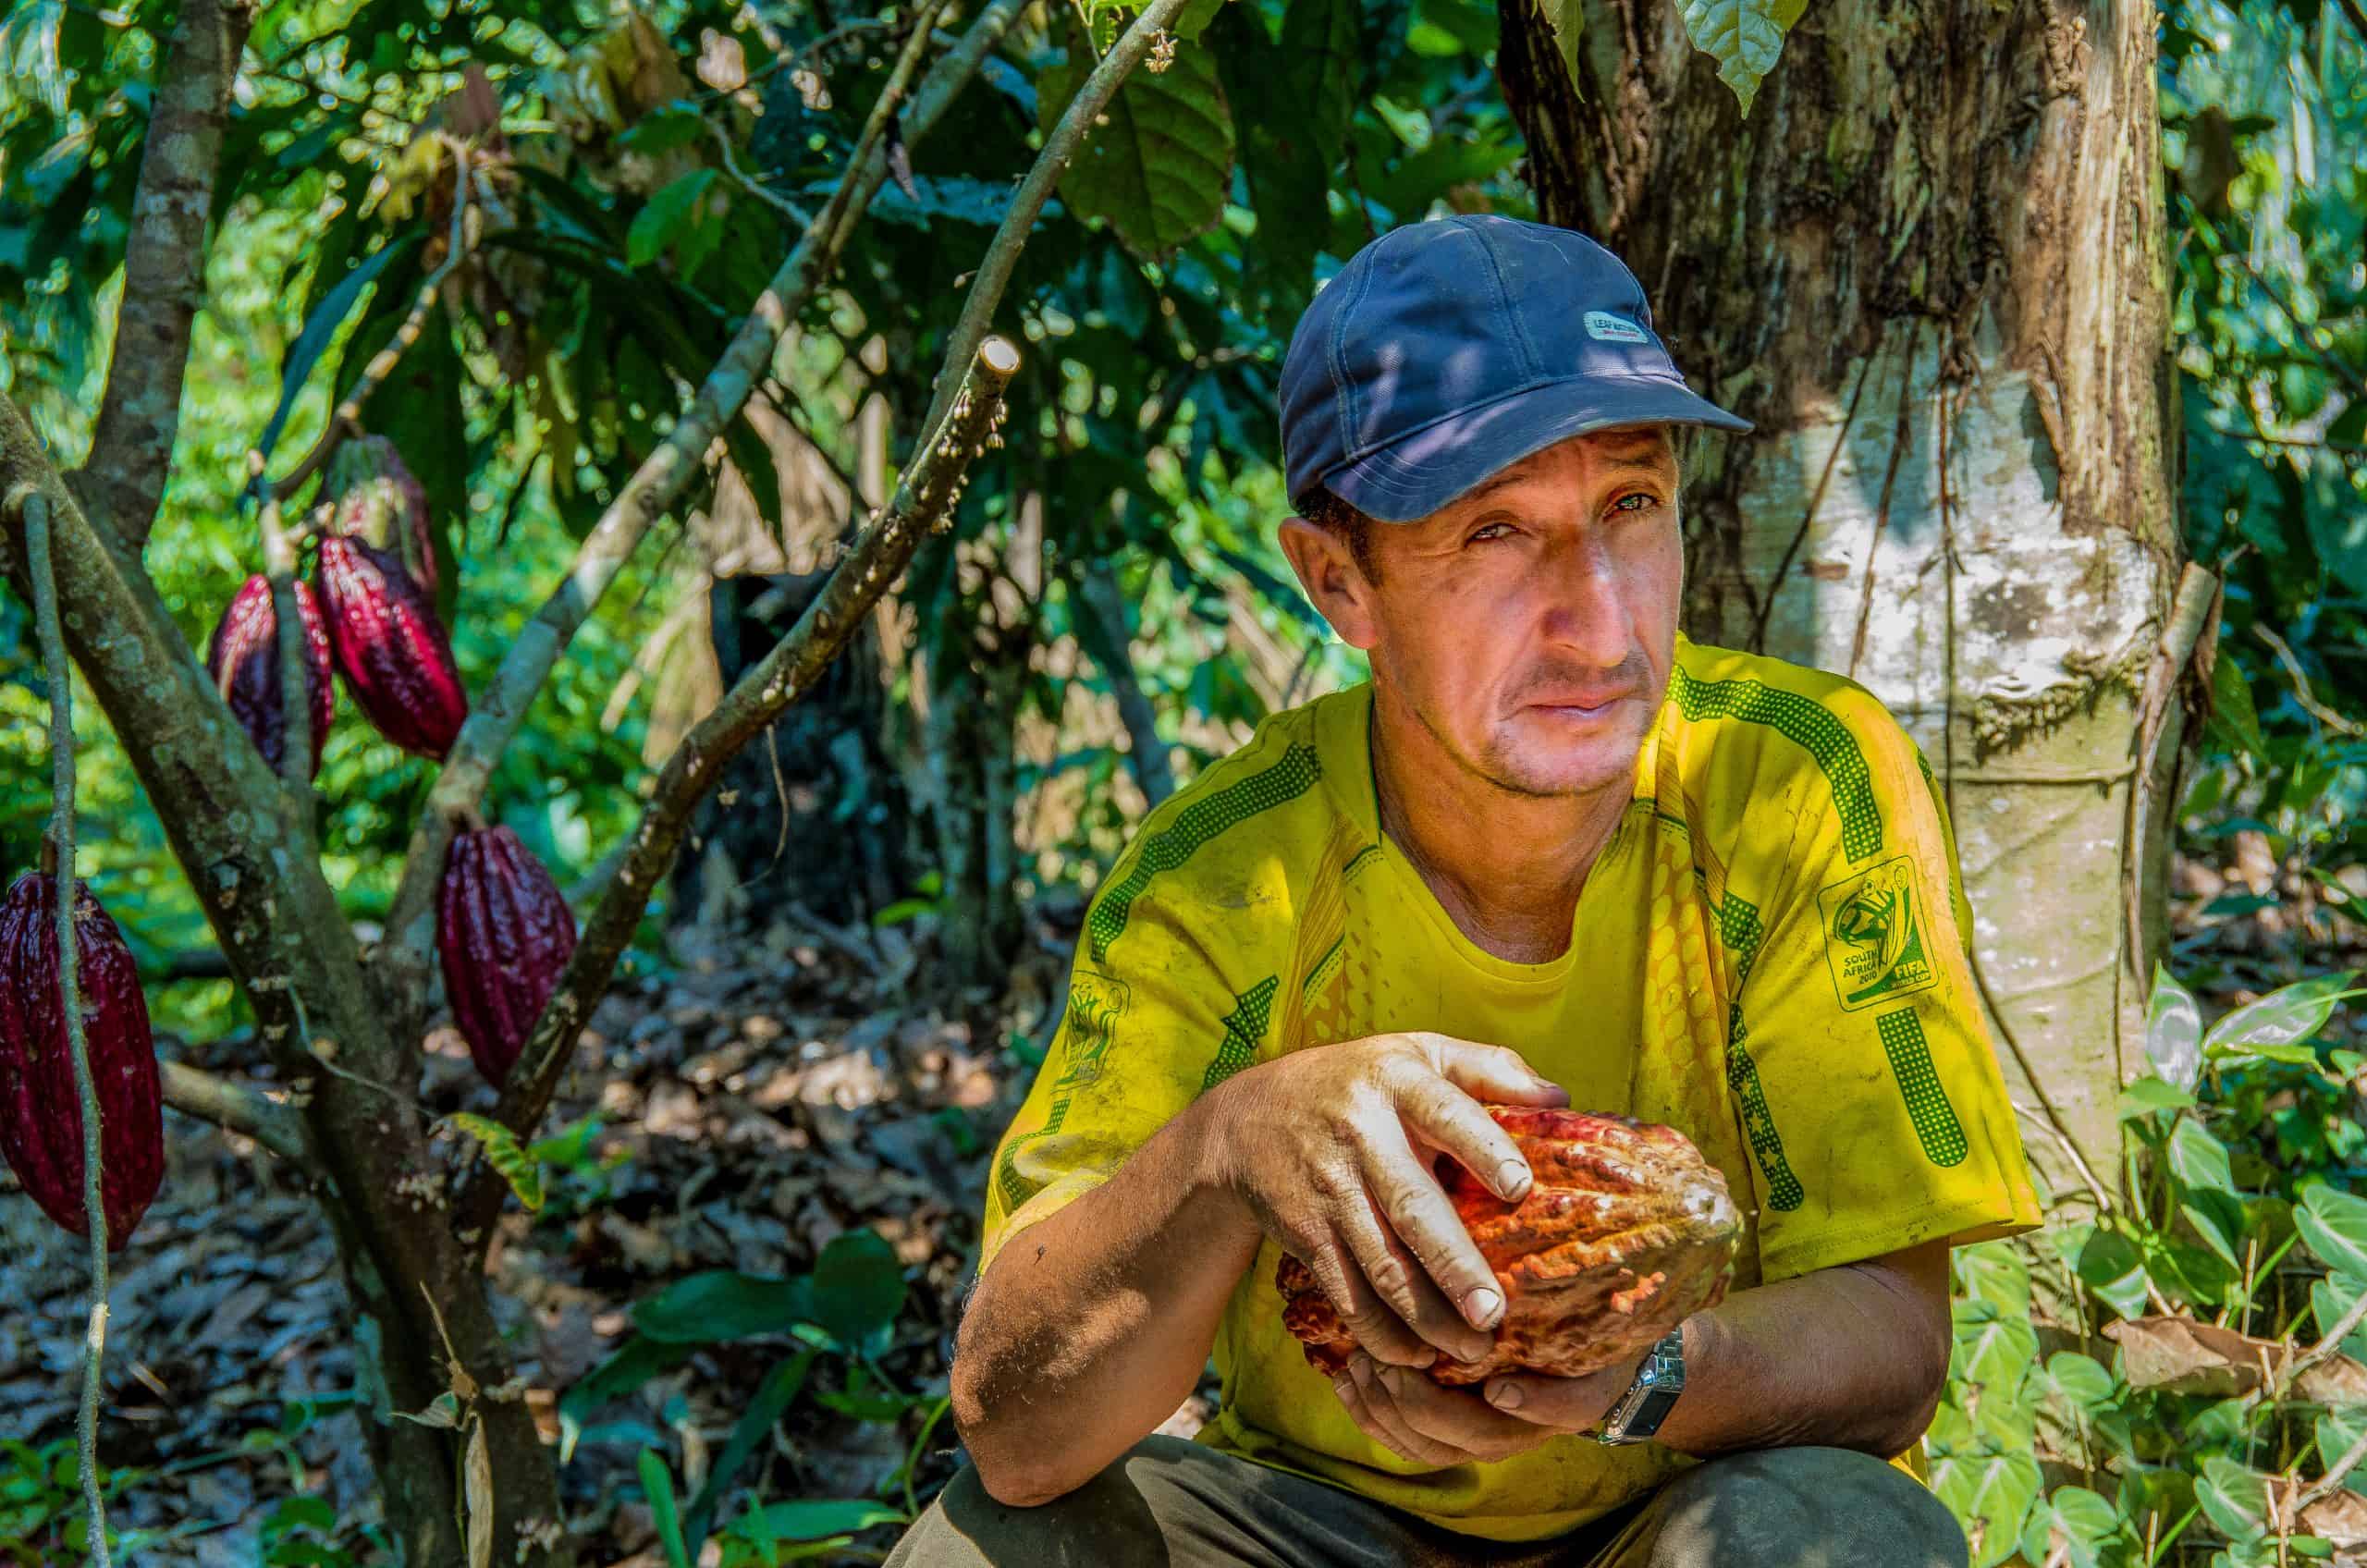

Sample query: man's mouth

[1525,692,1630,719]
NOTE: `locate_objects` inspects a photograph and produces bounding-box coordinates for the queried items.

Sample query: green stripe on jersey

[1087,742,1324,964]
[1876,1008,1968,1167]
[1668,665,1883,864]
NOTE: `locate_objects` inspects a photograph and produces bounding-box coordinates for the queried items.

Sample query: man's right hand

[1199,1033,1569,1370]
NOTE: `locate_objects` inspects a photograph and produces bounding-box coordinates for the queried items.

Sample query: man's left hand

[1330,1347,1648,1465]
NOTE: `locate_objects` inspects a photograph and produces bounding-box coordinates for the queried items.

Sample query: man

[887,215,2042,1566]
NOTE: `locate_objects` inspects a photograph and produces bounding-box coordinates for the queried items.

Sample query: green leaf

[2204,974,2364,1062]
[2181,1187,2248,1268]
[2208,652,2269,759]
[1214,0,1355,317]
[448,1112,544,1212]
[2196,1455,2272,1545]
[1038,41,1235,262]
[1928,1451,2041,1568]
[2074,1228,2153,1320]
[811,1229,907,1351]
[2119,1075,2197,1120]
[558,1336,696,1463]
[2166,1115,2235,1195]
[2314,1275,2367,1358]
[726,1500,908,1544]
[2298,1185,2367,1283]
[632,1270,814,1344]
[2046,1352,2116,1406]
[2147,965,2203,1090]
[628,169,721,269]
[527,1115,604,1170]
[1530,0,1583,86]
[639,1450,691,1568]
[683,1349,817,1554]
[2316,1410,2367,1484]
[1954,1241,2032,1316]
[1674,0,1808,117]
[255,232,423,464]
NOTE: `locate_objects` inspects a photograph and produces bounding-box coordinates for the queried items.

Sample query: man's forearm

[950,1086,1264,1504]
[1654,1243,1952,1459]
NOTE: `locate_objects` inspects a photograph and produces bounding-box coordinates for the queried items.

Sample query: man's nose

[1536,538,1635,668]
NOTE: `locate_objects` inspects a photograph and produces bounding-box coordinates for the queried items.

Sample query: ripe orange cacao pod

[315,535,468,760]
[205,574,336,778]
[327,435,438,597]
[436,826,578,1086]
[0,872,164,1248]
[1277,1106,1739,1386]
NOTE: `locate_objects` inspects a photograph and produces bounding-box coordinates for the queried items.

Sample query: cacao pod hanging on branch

[0,872,164,1248]
[437,825,579,1086]
[1277,1107,1740,1386]
[326,435,439,598]
[204,574,337,779]
[315,535,468,760]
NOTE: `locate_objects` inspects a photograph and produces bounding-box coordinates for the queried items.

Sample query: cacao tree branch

[74,0,254,551]
[371,0,1022,1024]
[455,335,1022,1238]
[157,1058,314,1168]
[17,488,116,1567]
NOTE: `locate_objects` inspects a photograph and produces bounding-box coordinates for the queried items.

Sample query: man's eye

[1466,521,1516,544]
[1612,493,1661,515]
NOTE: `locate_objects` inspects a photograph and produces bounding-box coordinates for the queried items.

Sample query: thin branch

[455,335,1021,1238]
[75,0,253,551]
[371,0,1022,1026]
[157,1060,314,1169]
[270,147,476,503]
[18,488,115,1566]
[2254,622,2365,737]
[710,116,815,227]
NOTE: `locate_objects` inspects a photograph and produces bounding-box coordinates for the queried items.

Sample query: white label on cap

[1584,310,1649,344]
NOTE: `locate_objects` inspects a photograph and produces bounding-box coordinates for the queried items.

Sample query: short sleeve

[1729,704,2043,1284]
[977,868,1264,1281]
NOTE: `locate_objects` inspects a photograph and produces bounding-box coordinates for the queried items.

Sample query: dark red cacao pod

[0,872,164,1249]
[436,826,578,1086]
[327,435,438,598]
[1277,1106,1739,1387]
[315,535,468,760]
[204,574,337,778]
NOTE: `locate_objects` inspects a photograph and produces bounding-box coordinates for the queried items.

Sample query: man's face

[1298,425,1685,800]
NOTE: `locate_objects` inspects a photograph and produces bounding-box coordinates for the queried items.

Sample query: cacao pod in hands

[0,872,164,1248]
[327,434,438,598]
[437,826,579,1086]
[315,535,468,760]
[205,574,337,778]
[1278,1106,1739,1386]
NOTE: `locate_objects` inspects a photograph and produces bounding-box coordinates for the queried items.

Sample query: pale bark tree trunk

[1495,0,2187,1211]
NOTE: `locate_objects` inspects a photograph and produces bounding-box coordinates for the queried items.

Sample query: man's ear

[1277,517,1380,651]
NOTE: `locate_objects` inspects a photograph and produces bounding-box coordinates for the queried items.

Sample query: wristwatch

[1594,1329,1686,1445]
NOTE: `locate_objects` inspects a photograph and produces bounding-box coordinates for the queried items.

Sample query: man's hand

[1201,1032,1568,1369]
[1328,1347,1647,1465]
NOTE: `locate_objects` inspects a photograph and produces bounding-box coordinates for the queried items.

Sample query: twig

[710,116,815,227]
[2009,1098,2116,1216]
[456,336,1021,1238]
[2254,622,2364,737]
[2292,1422,2367,1517]
[371,0,1021,1030]
[2121,562,2223,994]
[906,0,1194,471]
[269,144,475,503]
[156,1060,313,1168]
[19,488,117,1566]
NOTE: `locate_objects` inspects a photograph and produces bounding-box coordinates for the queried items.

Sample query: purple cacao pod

[315,535,469,760]
[204,574,337,778]
[0,872,164,1248]
[436,827,578,1086]
[327,435,438,598]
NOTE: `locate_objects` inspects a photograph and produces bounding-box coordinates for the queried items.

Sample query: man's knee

[883,1452,1175,1568]
[1641,1447,1965,1568]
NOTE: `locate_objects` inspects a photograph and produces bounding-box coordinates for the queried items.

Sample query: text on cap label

[1583,310,1649,344]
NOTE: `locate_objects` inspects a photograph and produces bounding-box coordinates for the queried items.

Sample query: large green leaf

[1929,1451,2042,1568]
[2298,1185,2367,1283]
[627,168,720,269]
[2147,964,2203,1089]
[1675,0,1808,117]
[727,1499,908,1548]
[2196,1455,2273,1545]
[2208,652,2269,760]
[1039,42,1235,263]
[639,1450,691,1568]
[2204,973,2364,1062]
[632,1271,813,1344]
[2165,1114,2235,1195]
[1532,0,1583,88]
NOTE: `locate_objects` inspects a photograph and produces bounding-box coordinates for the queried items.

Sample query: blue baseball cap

[1280,215,1753,523]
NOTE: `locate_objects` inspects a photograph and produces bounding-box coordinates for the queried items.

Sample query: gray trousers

[883,1435,1967,1567]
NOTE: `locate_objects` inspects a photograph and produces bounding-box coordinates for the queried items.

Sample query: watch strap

[1594,1329,1686,1445]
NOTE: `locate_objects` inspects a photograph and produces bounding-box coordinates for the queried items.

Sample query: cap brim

[1320,374,1755,524]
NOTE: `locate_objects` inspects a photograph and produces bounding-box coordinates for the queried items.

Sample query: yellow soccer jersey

[977,633,2043,1542]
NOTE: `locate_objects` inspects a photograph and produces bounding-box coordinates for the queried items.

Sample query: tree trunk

[1495,0,2185,1211]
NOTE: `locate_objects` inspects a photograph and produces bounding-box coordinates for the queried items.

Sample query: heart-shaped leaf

[2148,965,2204,1090]
[2299,1186,2367,1283]
[2205,974,2364,1062]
